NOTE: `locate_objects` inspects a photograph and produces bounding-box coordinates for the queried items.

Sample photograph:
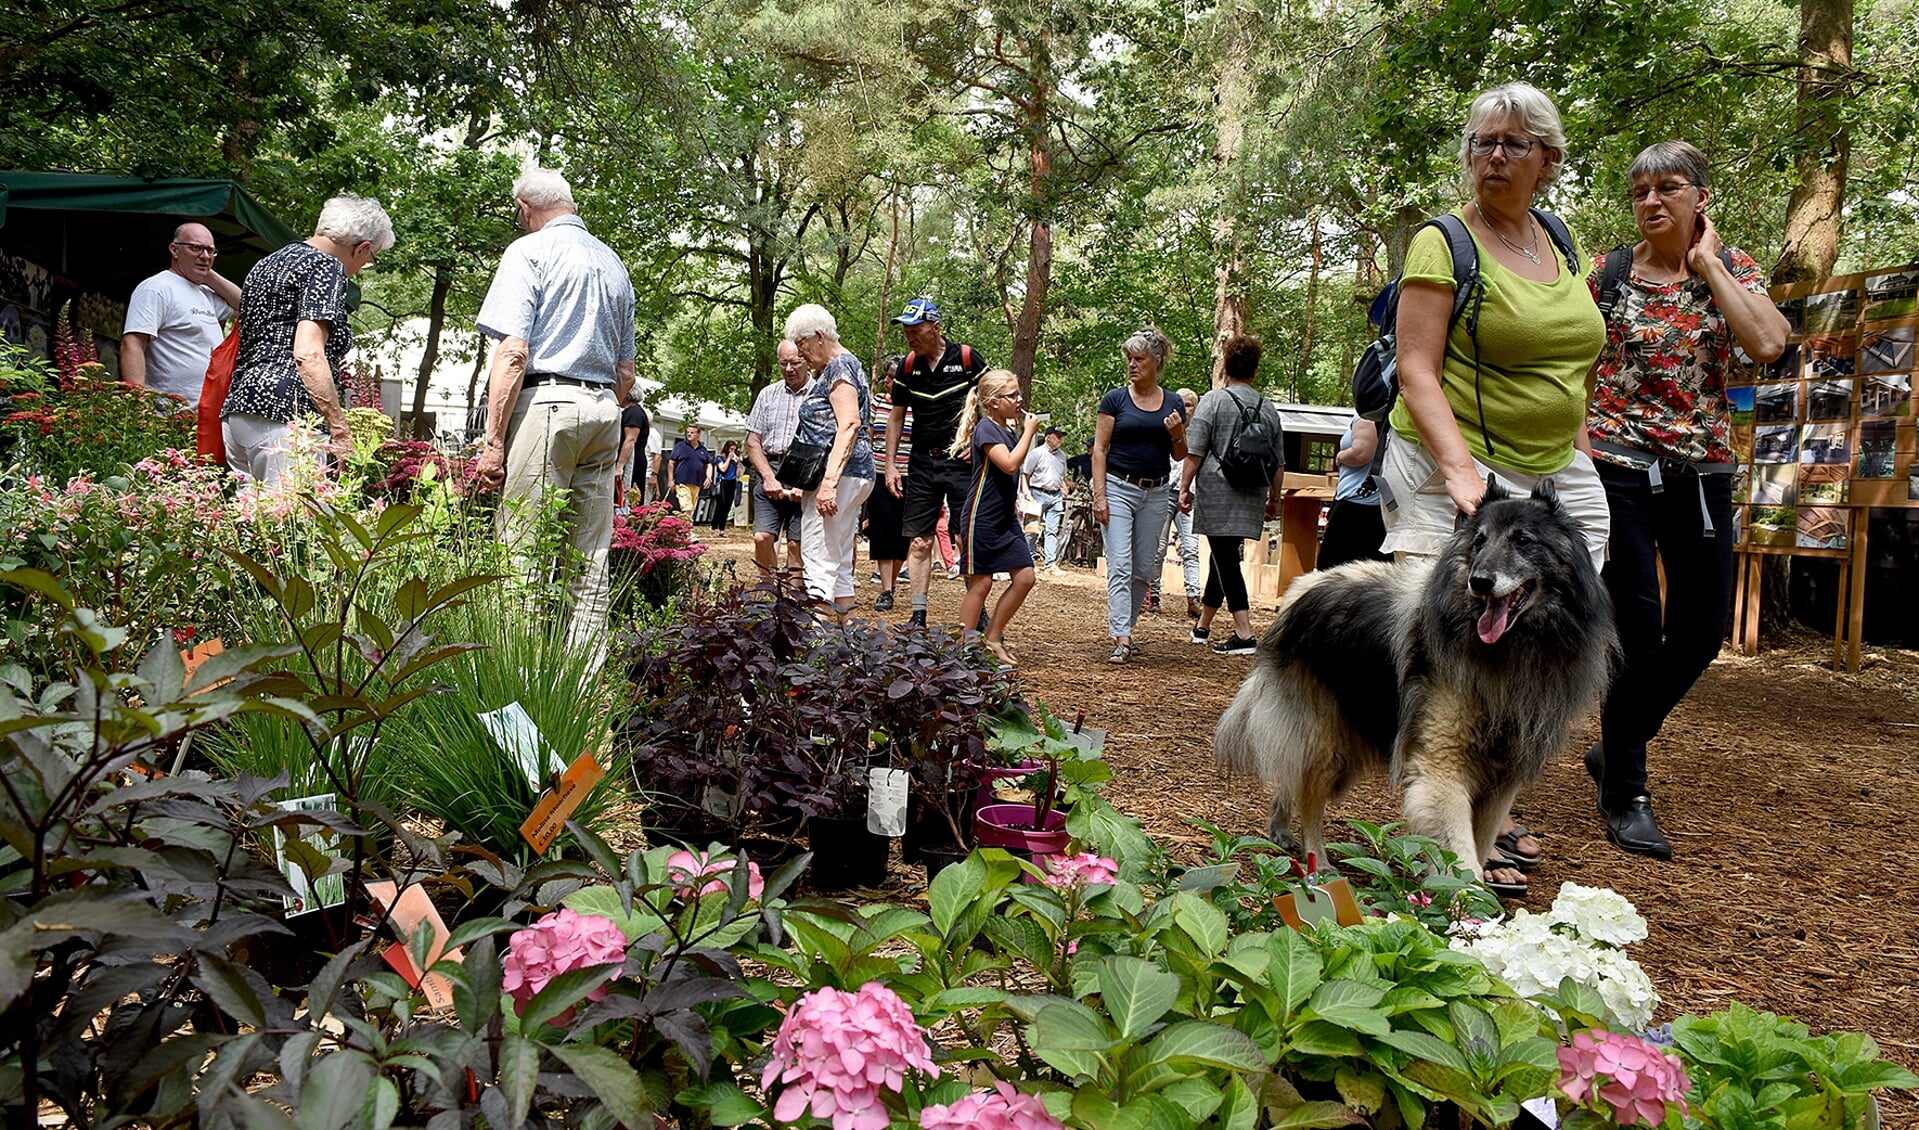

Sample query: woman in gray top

[1178,335,1284,655]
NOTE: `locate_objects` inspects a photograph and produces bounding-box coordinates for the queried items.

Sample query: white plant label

[478,702,562,790]
[273,793,345,917]
[866,768,910,837]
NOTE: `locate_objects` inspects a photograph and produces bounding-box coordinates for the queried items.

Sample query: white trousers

[1377,433,1609,570]
[800,476,875,604]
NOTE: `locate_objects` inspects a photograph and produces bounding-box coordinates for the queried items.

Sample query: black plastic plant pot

[806,816,891,891]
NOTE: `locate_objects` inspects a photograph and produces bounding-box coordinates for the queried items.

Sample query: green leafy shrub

[1672,1002,1919,1129]
[0,345,195,485]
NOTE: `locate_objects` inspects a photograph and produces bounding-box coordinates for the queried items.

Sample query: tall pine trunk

[1775,0,1853,282]
[1007,37,1056,398]
[1208,1,1252,391]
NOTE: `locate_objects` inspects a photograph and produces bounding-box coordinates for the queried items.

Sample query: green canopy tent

[0,171,300,305]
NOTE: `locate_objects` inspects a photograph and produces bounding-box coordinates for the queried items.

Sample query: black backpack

[1217,389,1282,491]
[1593,244,1734,324]
[1350,209,1580,475]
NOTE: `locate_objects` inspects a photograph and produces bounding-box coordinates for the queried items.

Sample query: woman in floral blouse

[1583,141,1789,862]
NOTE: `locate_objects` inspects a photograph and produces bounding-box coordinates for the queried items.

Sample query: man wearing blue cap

[884,297,990,628]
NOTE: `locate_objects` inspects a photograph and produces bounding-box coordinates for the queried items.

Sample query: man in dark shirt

[883,297,989,628]
[1067,437,1094,482]
[616,390,650,510]
[668,424,715,515]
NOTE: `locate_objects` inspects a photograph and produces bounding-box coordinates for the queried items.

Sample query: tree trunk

[1006,42,1056,398]
[1775,0,1853,283]
[463,333,487,432]
[410,266,453,439]
[1208,1,1252,391]
[875,188,902,373]
[1299,215,1321,404]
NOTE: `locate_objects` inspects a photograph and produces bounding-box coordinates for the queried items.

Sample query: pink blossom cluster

[1557,1028,1690,1127]
[920,1081,1064,1130]
[1037,852,1119,890]
[664,849,765,901]
[610,502,706,573]
[500,908,629,1015]
[760,984,939,1130]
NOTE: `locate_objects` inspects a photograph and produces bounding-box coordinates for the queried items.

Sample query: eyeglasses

[778,358,807,368]
[1629,180,1696,203]
[1467,135,1540,158]
[171,242,217,257]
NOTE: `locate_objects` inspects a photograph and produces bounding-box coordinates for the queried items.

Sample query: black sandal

[1482,862,1528,899]
[1494,824,1542,871]
[1106,643,1132,664]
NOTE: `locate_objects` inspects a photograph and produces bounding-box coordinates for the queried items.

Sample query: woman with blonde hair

[1092,326,1188,663]
[951,369,1042,665]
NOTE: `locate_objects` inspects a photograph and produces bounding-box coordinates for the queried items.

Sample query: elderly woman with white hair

[1377,82,1608,899]
[783,303,875,613]
[1091,325,1188,663]
[223,193,395,485]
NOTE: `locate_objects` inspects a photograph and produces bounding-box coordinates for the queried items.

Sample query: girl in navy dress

[951,369,1043,666]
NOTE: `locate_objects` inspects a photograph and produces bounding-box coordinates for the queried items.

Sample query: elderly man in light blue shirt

[1020,425,1069,572]
[476,167,636,659]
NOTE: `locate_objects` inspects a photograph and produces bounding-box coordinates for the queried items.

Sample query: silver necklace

[1484,211,1542,264]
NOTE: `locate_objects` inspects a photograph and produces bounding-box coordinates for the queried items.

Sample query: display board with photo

[1860,373,1911,418]
[1754,382,1799,424]
[1750,463,1797,506]
[1863,268,1919,321]
[1752,424,1799,464]
[1860,325,1914,375]
[1799,463,1848,505]
[1796,506,1849,550]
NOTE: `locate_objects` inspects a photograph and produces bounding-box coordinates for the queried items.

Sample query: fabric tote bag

[197,323,241,465]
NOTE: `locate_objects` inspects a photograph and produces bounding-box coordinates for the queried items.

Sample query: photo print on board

[1796,506,1848,550]
[1804,334,1857,380]
[1805,379,1853,421]
[1861,373,1912,419]
[1799,422,1851,466]
[1804,288,1860,334]
[1727,386,1755,428]
[1750,463,1798,506]
[1760,341,1800,383]
[1777,296,1806,335]
[1860,325,1915,375]
[1858,420,1897,477]
[1754,383,1799,425]
[1863,268,1919,321]
[1753,424,1800,463]
[1799,463,1848,505]
[1750,505,1797,547]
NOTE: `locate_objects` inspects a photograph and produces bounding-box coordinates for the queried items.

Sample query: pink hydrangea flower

[1557,1028,1690,1127]
[664,849,765,901]
[760,984,939,1130]
[1036,852,1119,890]
[1407,891,1434,908]
[920,1081,1065,1130]
[500,908,628,1016]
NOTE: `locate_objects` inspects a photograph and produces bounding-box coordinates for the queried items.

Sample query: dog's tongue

[1477,593,1514,645]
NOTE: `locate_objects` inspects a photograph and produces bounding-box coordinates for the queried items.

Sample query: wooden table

[1244,473,1336,603]
[1729,518,1867,672]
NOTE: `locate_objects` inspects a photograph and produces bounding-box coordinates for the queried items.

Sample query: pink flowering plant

[610,500,706,609]
[919,1081,1065,1130]
[1036,852,1119,890]
[0,448,243,673]
[1555,1028,1690,1128]
[760,983,941,1130]
[502,907,629,1022]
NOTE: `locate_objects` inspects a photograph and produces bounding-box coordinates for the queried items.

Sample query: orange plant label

[520,752,605,855]
[367,880,461,1009]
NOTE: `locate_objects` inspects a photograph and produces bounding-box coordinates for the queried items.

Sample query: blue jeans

[1151,481,1201,598]
[1033,488,1063,567]
[1101,477,1171,639]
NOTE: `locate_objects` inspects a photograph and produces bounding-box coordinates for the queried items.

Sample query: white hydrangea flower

[1591,948,1659,1031]
[1449,889,1660,1031]
[1547,882,1648,947]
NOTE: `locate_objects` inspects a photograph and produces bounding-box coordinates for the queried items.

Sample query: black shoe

[1189,627,1210,644]
[874,589,895,612]
[1212,634,1258,656]
[906,610,927,629]
[1601,795,1673,861]
[1583,742,1605,793]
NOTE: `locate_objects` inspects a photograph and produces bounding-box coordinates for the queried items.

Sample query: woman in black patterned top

[222,194,394,485]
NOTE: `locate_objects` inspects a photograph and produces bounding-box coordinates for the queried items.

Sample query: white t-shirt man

[122,270,232,409]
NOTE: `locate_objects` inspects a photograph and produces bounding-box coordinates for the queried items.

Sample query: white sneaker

[945,566,961,581]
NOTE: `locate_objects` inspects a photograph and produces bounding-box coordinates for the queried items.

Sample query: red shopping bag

[197,323,240,464]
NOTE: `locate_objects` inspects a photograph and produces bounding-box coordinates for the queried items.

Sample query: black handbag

[775,441,831,491]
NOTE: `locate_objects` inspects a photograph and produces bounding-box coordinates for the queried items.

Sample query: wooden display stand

[1727,262,1918,672]
[1244,472,1337,603]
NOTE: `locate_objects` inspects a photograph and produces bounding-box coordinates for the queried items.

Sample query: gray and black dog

[1214,476,1617,878]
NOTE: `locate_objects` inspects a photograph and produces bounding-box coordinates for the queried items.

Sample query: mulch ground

[695,531,1919,1120]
